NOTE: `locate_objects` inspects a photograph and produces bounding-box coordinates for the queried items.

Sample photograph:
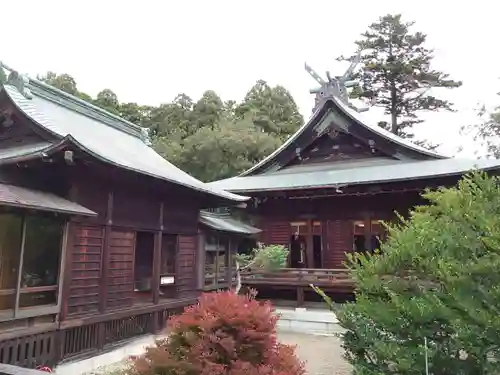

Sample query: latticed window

[204,234,229,289]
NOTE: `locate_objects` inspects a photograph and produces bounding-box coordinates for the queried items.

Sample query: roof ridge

[0,61,151,145]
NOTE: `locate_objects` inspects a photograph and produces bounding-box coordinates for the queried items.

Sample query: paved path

[82,331,352,375]
[278,332,352,375]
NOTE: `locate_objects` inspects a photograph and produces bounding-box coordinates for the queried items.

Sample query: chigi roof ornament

[305,51,369,114]
[0,61,33,100]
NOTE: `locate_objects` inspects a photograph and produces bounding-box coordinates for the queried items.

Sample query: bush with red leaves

[126,290,305,375]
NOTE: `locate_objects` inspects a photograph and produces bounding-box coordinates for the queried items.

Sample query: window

[0,212,63,316]
[161,234,177,275]
[204,234,229,289]
[134,231,155,294]
[160,234,177,295]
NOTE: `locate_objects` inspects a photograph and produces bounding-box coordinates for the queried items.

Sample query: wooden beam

[14,218,27,318]
[305,219,314,269]
[320,220,328,269]
[99,191,114,313]
[363,213,371,253]
[56,221,70,314]
[196,232,206,290]
[225,238,232,289]
[152,202,164,304]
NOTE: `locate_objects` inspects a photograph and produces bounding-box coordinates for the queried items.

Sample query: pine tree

[346,14,462,139]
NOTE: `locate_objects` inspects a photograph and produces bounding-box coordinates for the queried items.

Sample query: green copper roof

[207,158,500,193]
[0,65,247,203]
[199,211,261,235]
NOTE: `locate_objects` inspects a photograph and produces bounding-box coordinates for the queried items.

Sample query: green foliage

[236,80,303,140]
[335,171,500,374]
[235,244,289,271]
[37,72,301,182]
[344,14,461,140]
[126,291,305,375]
[463,93,500,158]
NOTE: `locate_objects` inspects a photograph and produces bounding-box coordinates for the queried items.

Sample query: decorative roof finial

[140,127,152,146]
[0,61,33,100]
[305,51,368,113]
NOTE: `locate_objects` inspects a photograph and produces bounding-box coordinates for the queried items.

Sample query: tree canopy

[344,14,462,142]
[37,73,303,182]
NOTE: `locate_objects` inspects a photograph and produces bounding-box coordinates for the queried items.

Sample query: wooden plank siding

[106,230,135,310]
[65,224,103,317]
[176,235,198,299]
[324,220,352,268]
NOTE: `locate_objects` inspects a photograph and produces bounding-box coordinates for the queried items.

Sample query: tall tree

[346,14,462,139]
[155,117,281,182]
[37,72,93,102]
[236,80,304,139]
[94,89,119,113]
[191,90,224,130]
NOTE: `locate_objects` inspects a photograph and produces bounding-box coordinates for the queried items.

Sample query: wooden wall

[176,235,198,298]
[254,191,422,268]
[60,161,202,320]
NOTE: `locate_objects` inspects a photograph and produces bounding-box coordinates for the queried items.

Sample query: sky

[3,0,499,157]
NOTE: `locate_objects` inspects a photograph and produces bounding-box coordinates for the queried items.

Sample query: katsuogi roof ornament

[305,51,369,114]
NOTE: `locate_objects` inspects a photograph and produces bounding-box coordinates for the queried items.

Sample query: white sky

[3,0,498,157]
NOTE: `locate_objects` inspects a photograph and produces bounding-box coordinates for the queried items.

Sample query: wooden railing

[0,301,191,369]
[241,268,353,288]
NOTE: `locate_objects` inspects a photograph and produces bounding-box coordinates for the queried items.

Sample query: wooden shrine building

[208,93,500,303]
[0,64,255,369]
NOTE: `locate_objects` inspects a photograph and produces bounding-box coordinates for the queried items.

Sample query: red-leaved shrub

[127,290,305,375]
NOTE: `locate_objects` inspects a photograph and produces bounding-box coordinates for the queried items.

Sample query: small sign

[160,276,175,285]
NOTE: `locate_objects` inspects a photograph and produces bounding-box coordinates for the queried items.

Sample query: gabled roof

[207,97,500,193]
[0,64,247,203]
[240,96,446,177]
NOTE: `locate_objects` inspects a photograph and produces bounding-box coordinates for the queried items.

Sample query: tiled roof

[0,71,247,203]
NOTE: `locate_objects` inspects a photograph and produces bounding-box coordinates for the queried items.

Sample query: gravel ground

[82,331,351,375]
[279,332,352,375]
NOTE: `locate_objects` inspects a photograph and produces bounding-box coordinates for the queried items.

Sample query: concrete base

[276,307,342,336]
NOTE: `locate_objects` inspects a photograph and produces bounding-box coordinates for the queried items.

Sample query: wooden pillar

[364,214,372,253]
[153,202,164,305]
[99,191,114,313]
[320,221,328,269]
[305,220,314,269]
[196,231,206,290]
[226,238,233,289]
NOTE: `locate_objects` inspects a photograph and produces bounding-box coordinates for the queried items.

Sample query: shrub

[235,244,289,294]
[126,290,305,375]
[333,172,500,374]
